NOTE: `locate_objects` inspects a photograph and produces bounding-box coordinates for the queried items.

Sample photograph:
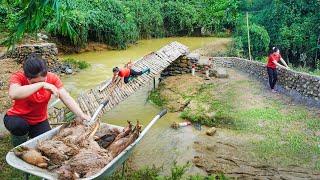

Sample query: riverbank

[0,37,231,179]
[150,69,320,178]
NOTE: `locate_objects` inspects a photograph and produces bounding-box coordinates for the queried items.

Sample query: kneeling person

[112,66,150,85]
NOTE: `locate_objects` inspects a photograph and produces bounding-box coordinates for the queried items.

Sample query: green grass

[108,161,228,180]
[62,58,90,69]
[179,84,235,127]
[153,74,320,170]
[148,90,166,107]
[0,135,41,180]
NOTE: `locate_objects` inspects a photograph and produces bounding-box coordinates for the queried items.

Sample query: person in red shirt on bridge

[266,47,289,93]
[3,54,90,146]
[112,62,150,85]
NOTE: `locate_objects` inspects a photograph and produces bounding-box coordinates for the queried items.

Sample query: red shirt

[118,68,131,78]
[267,53,282,69]
[7,72,63,125]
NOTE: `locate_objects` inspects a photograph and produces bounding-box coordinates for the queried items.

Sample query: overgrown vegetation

[0,0,236,49]
[180,84,234,127]
[62,58,90,70]
[0,0,318,72]
[108,161,228,180]
[233,0,320,70]
[148,90,166,107]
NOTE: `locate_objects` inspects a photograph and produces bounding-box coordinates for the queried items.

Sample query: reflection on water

[61,37,216,174]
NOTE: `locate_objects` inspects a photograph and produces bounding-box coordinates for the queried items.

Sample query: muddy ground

[155,69,320,179]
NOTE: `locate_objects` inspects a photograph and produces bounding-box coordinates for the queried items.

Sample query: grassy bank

[150,71,320,171]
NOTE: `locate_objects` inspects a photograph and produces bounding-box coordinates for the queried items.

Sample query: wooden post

[246,11,252,61]
[153,77,156,90]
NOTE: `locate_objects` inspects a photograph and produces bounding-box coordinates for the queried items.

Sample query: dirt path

[156,68,320,179]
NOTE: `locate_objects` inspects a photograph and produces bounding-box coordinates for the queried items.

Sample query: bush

[237,23,270,59]
[63,58,90,69]
[124,1,164,39]
[162,1,199,36]
[148,90,166,107]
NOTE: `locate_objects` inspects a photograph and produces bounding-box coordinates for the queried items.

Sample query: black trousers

[3,114,51,138]
[124,69,142,84]
[267,67,278,89]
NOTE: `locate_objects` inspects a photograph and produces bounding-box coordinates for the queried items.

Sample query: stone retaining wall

[212,57,320,101]
[161,56,193,76]
[162,55,320,102]
[5,43,63,73]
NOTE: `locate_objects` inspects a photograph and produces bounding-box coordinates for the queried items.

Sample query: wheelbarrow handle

[86,100,109,125]
[158,109,167,118]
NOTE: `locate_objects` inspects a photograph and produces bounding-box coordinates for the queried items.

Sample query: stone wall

[161,56,193,76]
[212,57,320,101]
[162,55,320,103]
[5,43,63,73]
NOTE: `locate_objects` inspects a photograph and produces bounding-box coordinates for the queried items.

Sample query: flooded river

[61,37,218,174]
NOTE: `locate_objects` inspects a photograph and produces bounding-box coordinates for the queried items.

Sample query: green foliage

[235,0,320,69]
[203,0,240,33]
[237,23,270,58]
[2,0,77,48]
[162,1,199,36]
[108,161,219,180]
[124,1,164,39]
[2,0,238,48]
[62,58,90,69]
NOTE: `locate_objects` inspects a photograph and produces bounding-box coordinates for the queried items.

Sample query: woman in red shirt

[3,55,90,146]
[266,47,289,92]
[112,64,150,85]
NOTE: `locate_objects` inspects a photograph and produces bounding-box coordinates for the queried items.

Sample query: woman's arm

[9,82,59,100]
[58,88,90,121]
[273,60,288,69]
[280,58,289,68]
[112,74,117,83]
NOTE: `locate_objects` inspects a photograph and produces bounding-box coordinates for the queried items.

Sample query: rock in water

[65,67,73,74]
[206,127,217,136]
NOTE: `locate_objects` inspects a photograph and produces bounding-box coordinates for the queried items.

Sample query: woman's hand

[75,113,91,124]
[43,82,59,97]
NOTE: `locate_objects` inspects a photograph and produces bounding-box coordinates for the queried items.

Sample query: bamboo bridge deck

[49,41,189,123]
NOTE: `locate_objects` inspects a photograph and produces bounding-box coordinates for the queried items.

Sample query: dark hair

[112,67,119,73]
[23,54,48,79]
[269,47,279,55]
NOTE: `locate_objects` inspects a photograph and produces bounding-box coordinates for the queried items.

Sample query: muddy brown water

[61,37,221,175]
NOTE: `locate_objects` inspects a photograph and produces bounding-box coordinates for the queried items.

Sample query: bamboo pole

[246,11,252,61]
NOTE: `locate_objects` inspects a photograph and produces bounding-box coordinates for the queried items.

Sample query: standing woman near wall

[266,47,290,92]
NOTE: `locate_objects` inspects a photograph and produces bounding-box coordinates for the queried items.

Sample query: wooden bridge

[49,42,189,123]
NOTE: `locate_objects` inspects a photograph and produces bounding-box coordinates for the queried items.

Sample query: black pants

[3,115,51,138]
[124,69,142,84]
[267,67,278,89]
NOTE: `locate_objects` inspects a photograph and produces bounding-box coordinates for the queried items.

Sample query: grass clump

[63,58,90,69]
[108,161,227,180]
[148,90,166,107]
[180,84,234,127]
